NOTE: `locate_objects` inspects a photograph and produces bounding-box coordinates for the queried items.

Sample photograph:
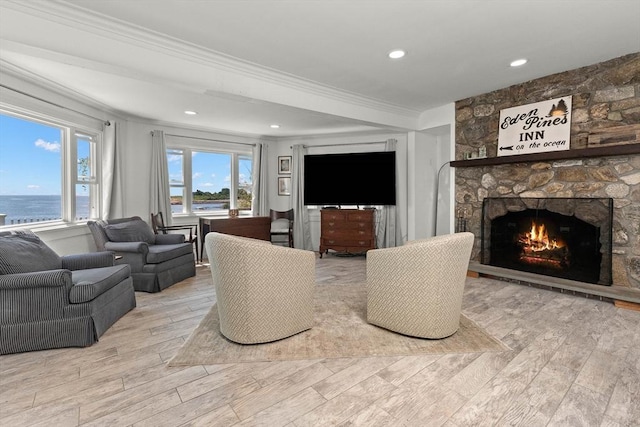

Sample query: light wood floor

[2,256,639,426]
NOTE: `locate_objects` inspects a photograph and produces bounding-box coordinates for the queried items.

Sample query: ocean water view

[0,196,231,226]
[182,202,226,213]
[0,195,90,225]
[171,197,229,214]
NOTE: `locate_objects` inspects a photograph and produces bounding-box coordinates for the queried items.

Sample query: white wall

[0,71,115,254]
[275,132,408,251]
[434,129,453,235]
[406,126,453,240]
[120,120,270,224]
[407,131,433,240]
[417,103,456,236]
[1,71,457,255]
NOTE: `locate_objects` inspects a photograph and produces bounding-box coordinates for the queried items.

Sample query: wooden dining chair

[150,212,199,259]
[269,209,294,247]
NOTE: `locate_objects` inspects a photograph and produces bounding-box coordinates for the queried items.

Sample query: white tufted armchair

[366,232,474,339]
[205,232,315,344]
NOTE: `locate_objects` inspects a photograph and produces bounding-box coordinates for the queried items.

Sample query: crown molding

[0,59,124,120]
[2,0,421,120]
[274,129,407,143]
[140,116,280,142]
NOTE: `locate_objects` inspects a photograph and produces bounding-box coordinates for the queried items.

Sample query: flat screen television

[304,151,396,206]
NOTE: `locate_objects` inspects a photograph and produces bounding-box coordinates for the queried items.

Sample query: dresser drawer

[321,238,374,247]
[321,220,372,230]
[347,211,374,222]
[322,228,372,238]
[321,211,346,221]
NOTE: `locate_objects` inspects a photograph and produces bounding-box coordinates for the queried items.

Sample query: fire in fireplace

[518,220,569,269]
[482,198,613,285]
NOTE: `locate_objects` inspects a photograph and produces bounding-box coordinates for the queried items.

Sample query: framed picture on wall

[278,156,292,174]
[278,177,291,196]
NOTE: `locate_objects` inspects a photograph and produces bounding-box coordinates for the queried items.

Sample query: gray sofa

[88,216,195,292]
[0,230,136,355]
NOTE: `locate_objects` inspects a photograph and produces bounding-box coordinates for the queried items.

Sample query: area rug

[168,282,509,366]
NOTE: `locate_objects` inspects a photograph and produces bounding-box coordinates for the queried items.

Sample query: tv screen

[304,151,396,206]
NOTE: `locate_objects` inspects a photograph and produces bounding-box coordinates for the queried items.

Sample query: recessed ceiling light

[510,58,528,67]
[184,110,198,115]
[388,50,406,59]
[270,124,280,129]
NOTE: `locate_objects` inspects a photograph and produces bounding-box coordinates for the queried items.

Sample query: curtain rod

[0,84,110,126]
[164,133,256,147]
[292,140,386,149]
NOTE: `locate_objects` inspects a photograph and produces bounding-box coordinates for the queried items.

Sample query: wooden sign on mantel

[497,96,572,157]
[588,124,640,147]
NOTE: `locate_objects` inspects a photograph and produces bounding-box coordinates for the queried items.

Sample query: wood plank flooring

[1,255,639,426]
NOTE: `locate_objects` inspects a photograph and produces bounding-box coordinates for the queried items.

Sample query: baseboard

[614,300,640,312]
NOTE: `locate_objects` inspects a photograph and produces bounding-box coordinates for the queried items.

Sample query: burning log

[517,220,570,269]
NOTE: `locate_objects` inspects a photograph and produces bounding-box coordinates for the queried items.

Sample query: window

[238,155,253,210]
[167,147,252,216]
[0,111,100,227]
[75,132,99,221]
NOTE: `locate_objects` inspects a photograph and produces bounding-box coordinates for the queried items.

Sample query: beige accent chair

[366,232,474,339]
[205,232,315,344]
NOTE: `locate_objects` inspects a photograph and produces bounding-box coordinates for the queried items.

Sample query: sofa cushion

[103,219,156,244]
[0,232,62,274]
[70,265,132,303]
[146,243,193,264]
[87,219,110,251]
[271,218,291,233]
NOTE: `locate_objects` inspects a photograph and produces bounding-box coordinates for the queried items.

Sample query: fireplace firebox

[481,198,613,285]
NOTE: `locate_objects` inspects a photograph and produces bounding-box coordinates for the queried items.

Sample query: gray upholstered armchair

[88,216,195,292]
[0,230,136,354]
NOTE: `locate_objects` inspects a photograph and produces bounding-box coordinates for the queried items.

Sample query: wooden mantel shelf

[450,143,640,168]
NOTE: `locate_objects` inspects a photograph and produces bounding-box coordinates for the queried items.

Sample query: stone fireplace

[454,52,640,292]
[481,197,613,285]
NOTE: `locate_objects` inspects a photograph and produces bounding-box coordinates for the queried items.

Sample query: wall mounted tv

[304,151,396,206]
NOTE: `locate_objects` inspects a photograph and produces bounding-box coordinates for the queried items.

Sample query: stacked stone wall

[455,53,640,288]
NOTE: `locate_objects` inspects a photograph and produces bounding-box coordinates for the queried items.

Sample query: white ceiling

[1,0,639,138]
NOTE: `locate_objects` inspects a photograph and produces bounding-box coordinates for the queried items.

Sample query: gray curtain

[150,130,173,225]
[251,142,268,216]
[291,144,312,250]
[101,120,124,219]
[376,138,402,248]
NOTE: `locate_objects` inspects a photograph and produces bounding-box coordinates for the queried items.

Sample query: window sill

[0,221,90,233]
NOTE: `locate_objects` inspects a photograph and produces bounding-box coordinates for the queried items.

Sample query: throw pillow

[0,232,62,274]
[104,219,156,244]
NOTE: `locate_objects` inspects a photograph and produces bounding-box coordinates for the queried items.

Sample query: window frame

[0,107,102,229]
[72,130,100,222]
[165,141,253,218]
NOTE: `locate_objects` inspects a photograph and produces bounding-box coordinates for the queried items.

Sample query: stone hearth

[481,197,613,285]
[454,53,640,291]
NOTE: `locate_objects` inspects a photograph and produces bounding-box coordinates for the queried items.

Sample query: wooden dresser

[319,209,376,257]
[199,216,271,261]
